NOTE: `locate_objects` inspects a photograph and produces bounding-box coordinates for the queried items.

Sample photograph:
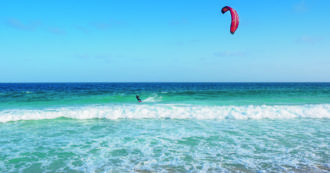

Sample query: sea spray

[1,104,330,123]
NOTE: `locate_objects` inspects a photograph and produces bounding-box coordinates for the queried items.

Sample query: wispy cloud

[172,39,201,46]
[168,19,189,26]
[48,27,65,35]
[198,50,247,63]
[75,25,90,34]
[5,18,40,31]
[296,36,323,44]
[214,51,247,57]
[294,0,308,13]
[75,54,121,63]
[6,18,66,35]
[91,19,124,30]
[5,18,126,34]
[92,22,111,30]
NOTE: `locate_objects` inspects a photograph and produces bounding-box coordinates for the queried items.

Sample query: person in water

[136,95,142,102]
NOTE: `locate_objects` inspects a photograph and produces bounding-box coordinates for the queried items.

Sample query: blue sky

[0,0,329,82]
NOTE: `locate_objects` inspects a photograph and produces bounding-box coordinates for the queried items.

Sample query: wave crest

[1,104,330,123]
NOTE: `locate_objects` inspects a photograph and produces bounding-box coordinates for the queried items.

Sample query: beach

[0,83,329,172]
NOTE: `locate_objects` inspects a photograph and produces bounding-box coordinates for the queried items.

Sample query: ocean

[0,83,329,172]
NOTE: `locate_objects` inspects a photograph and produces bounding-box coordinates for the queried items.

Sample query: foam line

[1,104,330,123]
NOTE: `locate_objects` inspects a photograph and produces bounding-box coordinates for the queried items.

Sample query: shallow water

[0,119,329,172]
[0,83,329,172]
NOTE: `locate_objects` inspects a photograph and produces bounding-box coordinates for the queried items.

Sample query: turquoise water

[0,83,330,172]
[1,83,330,109]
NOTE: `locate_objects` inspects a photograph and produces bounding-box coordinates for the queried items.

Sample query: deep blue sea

[0,83,329,172]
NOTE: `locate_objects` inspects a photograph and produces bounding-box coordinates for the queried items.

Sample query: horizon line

[1,81,330,83]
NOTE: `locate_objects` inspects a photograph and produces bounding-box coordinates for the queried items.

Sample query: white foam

[142,95,162,103]
[0,104,330,123]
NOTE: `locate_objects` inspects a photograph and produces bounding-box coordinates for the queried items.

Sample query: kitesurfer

[136,95,142,102]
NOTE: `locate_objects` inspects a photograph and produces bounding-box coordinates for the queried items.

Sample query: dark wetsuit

[136,95,142,102]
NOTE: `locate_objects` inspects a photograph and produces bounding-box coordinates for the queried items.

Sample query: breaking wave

[1,104,330,123]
